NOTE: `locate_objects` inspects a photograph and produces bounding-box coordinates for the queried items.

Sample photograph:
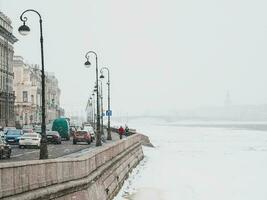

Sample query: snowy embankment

[114,120,267,200]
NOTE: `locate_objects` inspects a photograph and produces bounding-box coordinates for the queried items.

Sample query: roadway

[0,131,121,163]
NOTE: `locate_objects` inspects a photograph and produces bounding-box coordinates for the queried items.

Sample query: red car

[73,130,91,145]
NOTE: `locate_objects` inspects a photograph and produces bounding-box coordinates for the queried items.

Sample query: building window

[31,95,34,104]
[23,91,28,102]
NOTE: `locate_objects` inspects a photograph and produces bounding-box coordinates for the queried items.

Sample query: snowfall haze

[1,0,267,116]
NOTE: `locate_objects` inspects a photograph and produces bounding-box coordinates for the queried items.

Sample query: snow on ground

[114,120,267,200]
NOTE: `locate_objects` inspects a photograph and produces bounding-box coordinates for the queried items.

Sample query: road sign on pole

[106,110,112,116]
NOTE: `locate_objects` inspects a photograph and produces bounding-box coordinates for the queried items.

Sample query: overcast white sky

[1,0,267,116]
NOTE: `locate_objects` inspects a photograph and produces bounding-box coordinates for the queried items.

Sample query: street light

[84,51,101,146]
[98,80,104,137]
[93,80,104,138]
[19,9,48,159]
[89,96,93,124]
[100,67,112,140]
[91,93,96,130]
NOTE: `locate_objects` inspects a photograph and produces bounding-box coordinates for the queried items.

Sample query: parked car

[0,138,11,159]
[19,133,41,149]
[73,130,91,144]
[3,127,16,134]
[5,129,23,144]
[83,126,95,141]
[46,131,61,144]
[52,118,70,140]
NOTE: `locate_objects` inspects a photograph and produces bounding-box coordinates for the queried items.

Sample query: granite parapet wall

[0,134,144,200]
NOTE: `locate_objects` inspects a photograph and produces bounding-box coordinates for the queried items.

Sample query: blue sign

[106,110,112,116]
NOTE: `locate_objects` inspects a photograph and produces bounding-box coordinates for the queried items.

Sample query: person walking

[125,125,129,136]
[118,126,124,139]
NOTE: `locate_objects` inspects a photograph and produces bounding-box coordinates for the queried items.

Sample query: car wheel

[87,140,91,145]
[66,136,70,141]
[73,140,76,145]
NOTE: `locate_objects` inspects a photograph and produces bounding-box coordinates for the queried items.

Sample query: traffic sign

[106,110,112,116]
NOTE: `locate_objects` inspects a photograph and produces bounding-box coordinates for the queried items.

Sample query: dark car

[46,131,61,144]
[0,138,11,159]
[5,129,23,144]
[73,130,91,144]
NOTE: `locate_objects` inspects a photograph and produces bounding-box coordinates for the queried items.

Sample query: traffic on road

[0,123,97,162]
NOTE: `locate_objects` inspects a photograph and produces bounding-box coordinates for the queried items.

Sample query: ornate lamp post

[100,67,112,140]
[92,93,96,130]
[89,96,93,124]
[99,80,104,137]
[84,51,101,146]
[18,9,48,159]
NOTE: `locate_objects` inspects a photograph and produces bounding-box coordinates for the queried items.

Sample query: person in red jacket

[118,126,124,139]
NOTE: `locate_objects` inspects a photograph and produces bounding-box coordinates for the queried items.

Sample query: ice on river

[114,120,267,200]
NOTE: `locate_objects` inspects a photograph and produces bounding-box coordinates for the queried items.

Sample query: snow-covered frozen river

[114,120,267,200]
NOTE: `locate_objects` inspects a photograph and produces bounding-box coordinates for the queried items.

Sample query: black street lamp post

[99,80,104,137]
[89,96,93,124]
[84,51,101,146]
[100,67,112,140]
[92,93,96,129]
[18,9,48,159]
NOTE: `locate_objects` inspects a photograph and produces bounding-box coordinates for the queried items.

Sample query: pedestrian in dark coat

[118,126,124,139]
[125,125,129,136]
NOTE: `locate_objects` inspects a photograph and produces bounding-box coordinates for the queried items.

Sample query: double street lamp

[84,51,101,146]
[18,9,48,159]
[100,67,112,140]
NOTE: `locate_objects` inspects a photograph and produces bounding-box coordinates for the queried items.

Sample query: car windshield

[84,127,93,132]
[23,129,33,133]
[6,130,21,135]
[23,134,38,138]
[47,131,58,135]
[23,125,33,129]
[4,127,16,132]
[77,131,87,135]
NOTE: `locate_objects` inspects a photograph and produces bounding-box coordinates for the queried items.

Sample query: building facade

[13,56,64,127]
[0,12,18,127]
[46,72,64,124]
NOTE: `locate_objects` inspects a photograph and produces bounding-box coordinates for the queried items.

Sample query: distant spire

[224,91,231,106]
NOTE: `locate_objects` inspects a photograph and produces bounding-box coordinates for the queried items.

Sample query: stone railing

[0,134,143,199]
